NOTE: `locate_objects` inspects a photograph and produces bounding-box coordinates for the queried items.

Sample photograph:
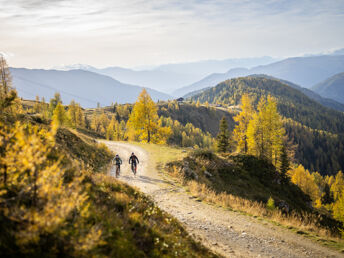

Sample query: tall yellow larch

[233,94,254,153]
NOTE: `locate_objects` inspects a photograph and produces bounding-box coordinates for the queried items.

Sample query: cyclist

[129,152,139,175]
[113,154,122,178]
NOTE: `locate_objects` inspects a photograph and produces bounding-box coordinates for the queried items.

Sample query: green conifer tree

[216,116,230,153]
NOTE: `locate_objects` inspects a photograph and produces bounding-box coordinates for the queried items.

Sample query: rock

[181,166,198,180]
[204,170,213,177]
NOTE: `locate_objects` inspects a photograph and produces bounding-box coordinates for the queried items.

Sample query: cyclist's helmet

[132,152,134,155]
[116,154,119,157]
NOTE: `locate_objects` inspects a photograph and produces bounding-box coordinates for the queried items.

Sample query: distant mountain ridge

[312,72,344,104]
[55,57,277,93]
[246,75,344,112]
[174,55,344,97]
[11,68,171,108]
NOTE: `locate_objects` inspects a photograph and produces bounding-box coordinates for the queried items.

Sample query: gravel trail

[102,141,342,258]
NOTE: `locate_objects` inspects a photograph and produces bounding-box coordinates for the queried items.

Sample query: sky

[1,0,344,68]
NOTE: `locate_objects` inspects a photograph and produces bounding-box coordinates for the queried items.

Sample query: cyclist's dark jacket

[129,155,139,164]
[114,157,122,165]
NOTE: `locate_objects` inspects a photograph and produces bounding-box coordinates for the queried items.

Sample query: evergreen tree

[280,145,290,183]
[216,116,230,153]
[321,184,334,205]
[233,94,254,153]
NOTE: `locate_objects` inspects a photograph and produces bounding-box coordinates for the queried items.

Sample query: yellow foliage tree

[68,100,85,128]
[106,115,116,140]
[333,189,344,224]
[0,122,99,249]
[247,96,285,167]
[330,171,344,200]
[127,89,171,143]
[288,164,319,201]
[52,103,68,127]
[232,94,254,153]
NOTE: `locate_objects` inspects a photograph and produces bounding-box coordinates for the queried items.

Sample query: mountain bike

[115,164,121,178]
[131,162,137,176]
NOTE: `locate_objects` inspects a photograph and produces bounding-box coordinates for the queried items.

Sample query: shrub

[267,197,275,210]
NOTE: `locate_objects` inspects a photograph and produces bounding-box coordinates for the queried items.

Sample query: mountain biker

[113,154,122,178]
[129,152,139,175]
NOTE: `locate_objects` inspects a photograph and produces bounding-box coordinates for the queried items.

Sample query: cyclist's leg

[116,164,120,177]
[132,163,136,175]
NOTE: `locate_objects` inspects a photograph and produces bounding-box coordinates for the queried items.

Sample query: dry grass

[132,142,189,168]
[186,180,327,235]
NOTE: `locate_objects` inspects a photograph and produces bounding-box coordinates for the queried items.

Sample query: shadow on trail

[119,174,172,186]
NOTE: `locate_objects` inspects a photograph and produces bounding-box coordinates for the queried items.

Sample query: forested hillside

[190,77,344,175]
[312,72,344,104]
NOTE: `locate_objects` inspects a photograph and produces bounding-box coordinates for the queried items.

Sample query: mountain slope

[190,77,344,174]
[184,74,344,112]
[174,55,344,96]
[11,68,171,108]
[312,72,344,104]
[247,75,344,112]
[191,77,344,134]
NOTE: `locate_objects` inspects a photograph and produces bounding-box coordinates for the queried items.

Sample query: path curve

[102,140,342,258]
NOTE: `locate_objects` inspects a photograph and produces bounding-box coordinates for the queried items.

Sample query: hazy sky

[1,0,344,68]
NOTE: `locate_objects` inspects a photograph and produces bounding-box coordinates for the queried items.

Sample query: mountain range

[54,57,277,93]
[11,68,171,108]
[173,55,344,97]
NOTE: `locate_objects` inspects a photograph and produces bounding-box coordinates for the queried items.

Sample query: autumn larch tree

[127,89,171,143]
[52,102,68,127]
[216,116,230,153]
[232,94,254,153]
[247,96,285,167]
[49,92,62,117]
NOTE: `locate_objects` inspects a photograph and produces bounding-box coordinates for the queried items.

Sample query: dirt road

[103,141,342,258]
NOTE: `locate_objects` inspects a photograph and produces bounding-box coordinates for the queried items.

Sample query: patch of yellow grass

[132,142,188,166]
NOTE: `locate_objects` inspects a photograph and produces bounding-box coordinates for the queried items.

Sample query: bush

[267,197,275,210]
[191,149,214,160]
